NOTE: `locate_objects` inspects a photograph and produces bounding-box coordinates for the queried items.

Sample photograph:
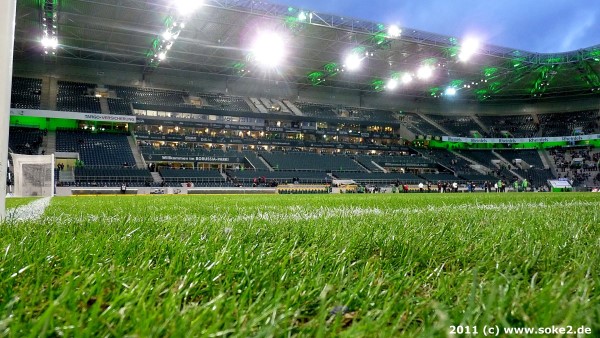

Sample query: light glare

[173,0,203,15]
[41,36,58,49]
[251,31,286,68]
[459,38,480,62]
[445,87,457,96]
[387,25,402,38]
[401,73,413,84]
[344,53,362,71]
[386,79,398,90]
[417,65,433,80]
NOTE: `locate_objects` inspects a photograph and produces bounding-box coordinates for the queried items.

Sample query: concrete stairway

[45,131,56,155]
[417,113,454,136]
[150,172,163,184]
[99,98,110,114]
[127,136,146,168]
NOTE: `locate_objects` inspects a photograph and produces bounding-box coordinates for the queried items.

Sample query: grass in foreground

[0,193,599,337]
[4,197,39,210]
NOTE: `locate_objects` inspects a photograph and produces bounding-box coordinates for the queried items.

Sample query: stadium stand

[418,149,476,173]
[196,93,252,112]
[458,150,498,167]
[56,81,101,114]
[109,85,188,106]
[107,98,133,115]
[477,114,538,138]
[426,115,484,137]
[159,169,226,186]
[400,113,445,136]
[260,152,365,172]
[293,102,339,118]
[495,150,545,168]
[11,77,42,109]
[354,155,385,172]
[226,170,330,185]
[419,173,460,182]
[332,172,421,184]
[538,110,599,136]
[56,130,137,167]
[242,151,271,170]
[341,107,399,123]
[8,127,44,155]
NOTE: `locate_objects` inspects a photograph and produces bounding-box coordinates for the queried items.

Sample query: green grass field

[1,193,599,337]
[4,197,39,210]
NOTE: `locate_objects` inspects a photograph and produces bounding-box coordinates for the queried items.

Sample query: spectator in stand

[418,182,424,193]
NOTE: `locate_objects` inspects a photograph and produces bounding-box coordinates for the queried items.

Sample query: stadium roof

[14,0,600,102]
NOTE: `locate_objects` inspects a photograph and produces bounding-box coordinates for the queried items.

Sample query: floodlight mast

[0,0,17,221]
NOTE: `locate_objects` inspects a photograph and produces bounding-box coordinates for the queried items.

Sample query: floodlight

[445,87,457,96]
[401,73,413,84]
[162,30,173,41]
[298,11,307,22]
[386,79,398,90]
[387,25,402,38]
[344,53,362,71]
[41,36,58,49]
[173,0,203,15]
[251,31,286,68]
[417,65,433,80]
[158,52,167,61]
[459,38,480,62]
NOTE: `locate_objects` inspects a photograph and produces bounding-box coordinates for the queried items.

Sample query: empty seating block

[294,102,339,118]
[333,172,421,184]
[400,113,445,136]
[160,169,225,184]
[9,127,44,155]
[478,114,537,138]
[56,131,137,166]
[107,98,133,115]
[57,81,101,113]
[227,170,330,185]
[426,115,483,137]
[109,85,187,106]
[538,110,598,137]
[342,107,399,123]
[495,150,545,168]
[197,93,252,111]
[11,77,42,109]
[261,152,365,172]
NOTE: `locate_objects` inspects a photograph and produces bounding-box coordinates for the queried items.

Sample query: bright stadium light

[386,78,398,90]
[401,73,413,84]
[417,65,433,80]
[41,36,58,49]
[298,11,308,22]
[445,87,457,96]
[387,25,402,38]
[459,38,480,62]
[162,30,173,41]
[158,51,167,61]
[173,0,203,15]
[251,31,286,68]
[344,53,362,71]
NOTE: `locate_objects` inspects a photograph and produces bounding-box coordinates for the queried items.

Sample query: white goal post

[10,154,55,198]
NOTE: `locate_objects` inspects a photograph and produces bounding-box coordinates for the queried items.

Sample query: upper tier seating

[107,98,133,115]
[426,115,484,137]
[538,110,599,137]
[293,102,339,118]
[400,113,445,136]
[196,93,252,112]
[56,81,101,114]
[260,152,365,172]
[11,77,42,109]
[109,85,187,106]
[477,114,538,138]
[341,107,399,123]
[56,130,136,167]
[458,150,498,167]
[8,127,44,155]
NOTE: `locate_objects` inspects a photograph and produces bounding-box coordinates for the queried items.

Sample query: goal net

[10,153,54,197]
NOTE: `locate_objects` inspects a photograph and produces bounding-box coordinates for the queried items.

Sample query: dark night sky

[268,0,599,53]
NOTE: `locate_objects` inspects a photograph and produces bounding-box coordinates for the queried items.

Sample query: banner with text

[442,134,600,144]
[10,109,137,123]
